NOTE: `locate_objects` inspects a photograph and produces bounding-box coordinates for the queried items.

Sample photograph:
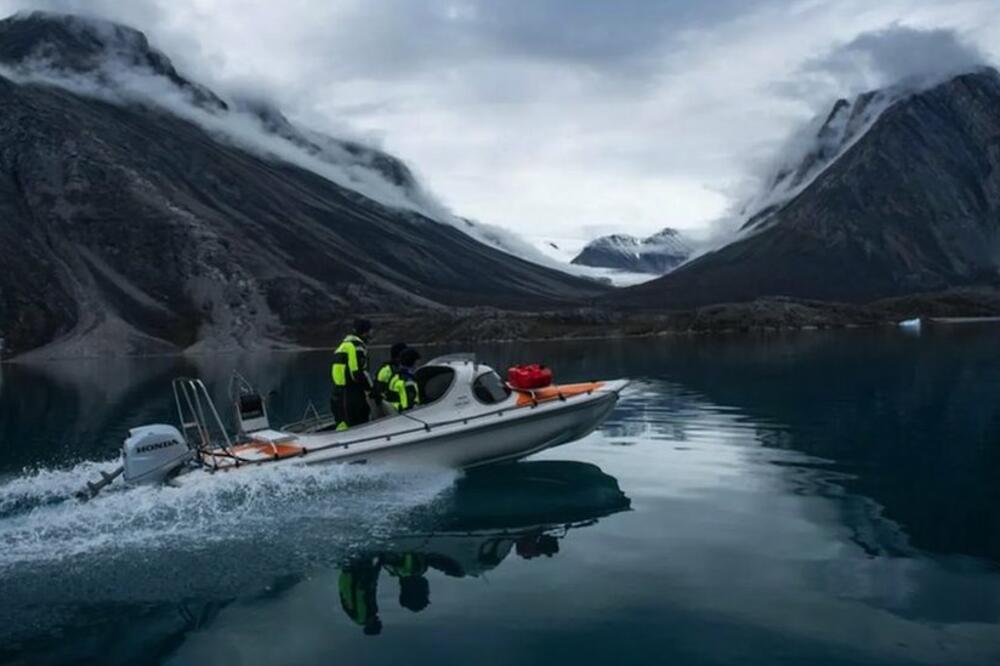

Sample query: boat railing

[281,401,339,434]
[172,377,234,452]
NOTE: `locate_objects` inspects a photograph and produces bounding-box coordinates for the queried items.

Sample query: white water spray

[0,458,459,571]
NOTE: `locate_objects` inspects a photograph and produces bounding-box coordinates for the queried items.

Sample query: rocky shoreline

[311,286,1000,347]
[10,286,1000,362]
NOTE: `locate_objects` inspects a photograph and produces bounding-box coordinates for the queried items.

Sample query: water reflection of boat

[334,460,631,635]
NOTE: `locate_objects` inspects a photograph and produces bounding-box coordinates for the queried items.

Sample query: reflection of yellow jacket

[338,567,378,626]
[388,371,420,411]
[384,553,428,578]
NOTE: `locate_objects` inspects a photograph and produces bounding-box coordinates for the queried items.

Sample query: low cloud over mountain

[622,68,1000,308]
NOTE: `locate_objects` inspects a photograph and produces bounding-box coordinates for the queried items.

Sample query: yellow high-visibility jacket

[388,371,420,411]
[331,335,369,388]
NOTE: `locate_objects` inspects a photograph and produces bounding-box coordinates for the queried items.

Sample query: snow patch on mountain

[737,90,894,233]
[571,228,692,274]
[453,222,656,285]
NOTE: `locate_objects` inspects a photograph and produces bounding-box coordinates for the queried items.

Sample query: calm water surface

[1,328,999,665]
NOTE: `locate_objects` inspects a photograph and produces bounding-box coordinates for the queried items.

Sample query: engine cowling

[122,424,191,485]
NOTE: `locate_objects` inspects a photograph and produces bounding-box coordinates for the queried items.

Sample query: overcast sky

[3,0,1000,245]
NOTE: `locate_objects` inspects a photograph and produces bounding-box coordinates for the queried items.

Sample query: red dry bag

[507,364,553,389]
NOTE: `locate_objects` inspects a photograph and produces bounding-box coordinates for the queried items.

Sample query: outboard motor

[122,424,192,485]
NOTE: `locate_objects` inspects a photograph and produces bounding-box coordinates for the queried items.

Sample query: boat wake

[0,458,123,519]
[0,459,459,572]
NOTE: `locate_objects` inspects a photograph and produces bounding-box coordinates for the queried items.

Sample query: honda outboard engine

[122,424,191,485]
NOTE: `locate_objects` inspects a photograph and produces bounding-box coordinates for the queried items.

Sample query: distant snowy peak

[571,228,692,274]
[642,228,691,257]
[586,234,644,257]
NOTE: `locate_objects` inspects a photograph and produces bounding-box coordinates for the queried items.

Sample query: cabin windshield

[415,366,457,405]
[473,371,511,404]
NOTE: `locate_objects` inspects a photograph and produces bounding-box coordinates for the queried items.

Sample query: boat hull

[313,387,620,469]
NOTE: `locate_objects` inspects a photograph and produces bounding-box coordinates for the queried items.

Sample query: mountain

[621,69,1000,309]
[0,12,602,359]
[571,228,692,274]
[739,90,890,232]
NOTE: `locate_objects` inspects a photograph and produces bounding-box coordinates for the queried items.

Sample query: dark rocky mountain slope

[621,69,1000,309]
[571,228,691,274]
[0,12,601,358]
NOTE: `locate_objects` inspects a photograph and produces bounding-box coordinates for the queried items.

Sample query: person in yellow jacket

[330,318,373,429]
[373,342,408,403]
[387,347,421,412]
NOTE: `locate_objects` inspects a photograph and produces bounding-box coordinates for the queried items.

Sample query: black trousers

[331,385,370,427]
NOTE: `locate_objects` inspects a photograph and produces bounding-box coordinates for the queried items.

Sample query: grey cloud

[233,0,772,87]
[1,0,998,247]
[436,1,753,67]
[803,24,989,93]
[5,0,161,23]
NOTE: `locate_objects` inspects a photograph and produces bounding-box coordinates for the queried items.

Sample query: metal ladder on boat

[172,377,234,453]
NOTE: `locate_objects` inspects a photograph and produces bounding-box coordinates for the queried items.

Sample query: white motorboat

[80,354,628,496]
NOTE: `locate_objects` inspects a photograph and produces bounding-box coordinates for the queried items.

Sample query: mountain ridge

[620,68,1000,309]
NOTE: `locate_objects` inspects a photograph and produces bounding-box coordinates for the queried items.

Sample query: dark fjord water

[1,328,999,665]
